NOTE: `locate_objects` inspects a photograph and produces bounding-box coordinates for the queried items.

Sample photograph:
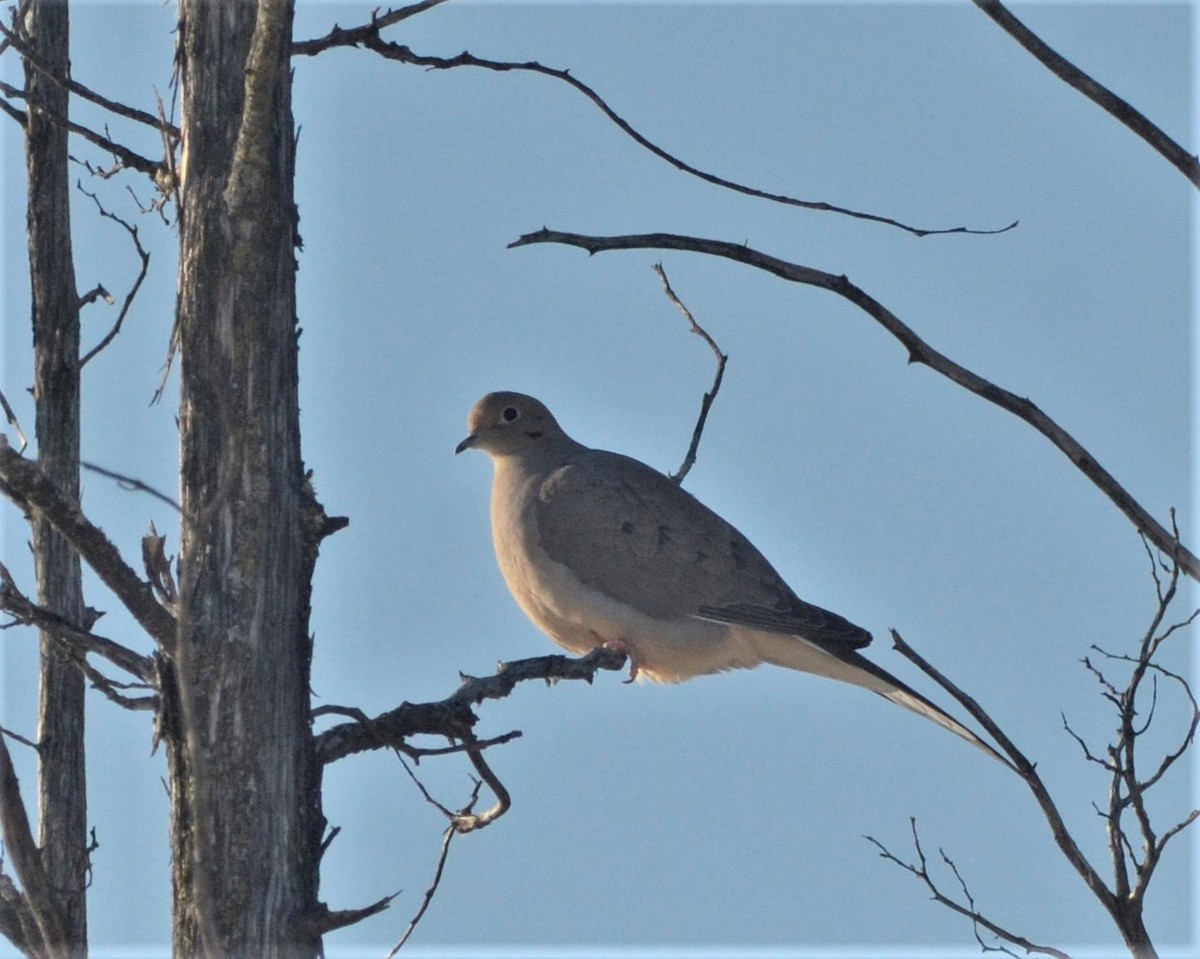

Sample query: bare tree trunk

[24,0,89,954]
[168,0,323,955]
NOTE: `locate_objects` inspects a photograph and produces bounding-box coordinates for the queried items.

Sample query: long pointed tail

[747,629,1012,768]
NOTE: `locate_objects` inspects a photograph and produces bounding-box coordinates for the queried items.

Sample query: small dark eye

[502,406,519,422]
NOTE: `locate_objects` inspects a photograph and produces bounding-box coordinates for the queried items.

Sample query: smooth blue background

[2,2,1195,956]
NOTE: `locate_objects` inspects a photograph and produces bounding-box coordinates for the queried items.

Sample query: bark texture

[25,0,89,954]
[170,1,323,955]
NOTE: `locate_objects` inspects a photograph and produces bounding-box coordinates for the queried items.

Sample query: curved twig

[293,26,1016,237]
[866,819,1073,959]
[653,264,728,484]
[76,184,151,369]
[509,229,1199,583]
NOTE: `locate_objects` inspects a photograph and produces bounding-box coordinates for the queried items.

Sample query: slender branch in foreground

[509,229,1199,583]
[652,264,728,484]
[293,27,1015,237]
[866,819,1073,959]
[0,437,176,648]
[972,0,1198,187]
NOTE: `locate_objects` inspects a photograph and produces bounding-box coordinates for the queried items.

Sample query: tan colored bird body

[458,391,1003,763]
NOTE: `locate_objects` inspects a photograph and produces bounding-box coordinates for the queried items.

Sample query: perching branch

[509,229,1199,584]
[293,25,1015,238]
[653,264,727,484]
[316,646,627,763]
[0,438,176,648]
[972,0,1198,187]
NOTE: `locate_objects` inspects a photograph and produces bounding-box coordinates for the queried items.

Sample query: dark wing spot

[621,521,636,535]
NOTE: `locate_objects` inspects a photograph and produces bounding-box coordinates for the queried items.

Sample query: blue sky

[1,1,1195,956]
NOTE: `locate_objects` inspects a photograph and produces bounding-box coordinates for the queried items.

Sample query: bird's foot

[602,638,639,683]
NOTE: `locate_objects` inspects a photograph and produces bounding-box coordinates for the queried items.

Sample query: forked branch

[883,523,1197,958]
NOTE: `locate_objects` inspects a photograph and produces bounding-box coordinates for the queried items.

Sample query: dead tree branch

[972,0,1198,187]
[0,20,180,140]
[0,438,176,648]
[290,0,453,54]
[884,519,1197,959]
[76,184,152,368]
[509,229,1199,583]
[315,646,628,764]
[293,26,1015,238]
[0,388,28,453]
[0,560,155,686]
[653,263,728,485]
[866,819,1073,959]
[0,734,70,955]
[84,462,180,513]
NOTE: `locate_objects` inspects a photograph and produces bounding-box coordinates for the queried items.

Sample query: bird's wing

[533,448,871,649]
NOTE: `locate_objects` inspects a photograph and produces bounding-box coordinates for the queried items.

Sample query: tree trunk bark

[169,1,323,955]
[25,0,89,954]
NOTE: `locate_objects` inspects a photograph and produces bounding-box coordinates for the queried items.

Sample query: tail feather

[746,629,1011,768]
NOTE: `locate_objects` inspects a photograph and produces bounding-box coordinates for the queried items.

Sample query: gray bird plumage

[457,390,1005,765]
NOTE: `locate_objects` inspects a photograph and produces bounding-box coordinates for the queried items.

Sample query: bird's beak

[455,434,477,455]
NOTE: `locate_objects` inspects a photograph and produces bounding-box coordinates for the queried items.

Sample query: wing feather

[533,449,871,650]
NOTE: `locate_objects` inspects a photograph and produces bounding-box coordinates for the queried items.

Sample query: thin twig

[888,628,1117,916]
[653,264,728,485]
[0,388,28,453]
[0,20,180,139]
[450,729,511,833]
[385,780,480,957]
[973,0,1198,187]
[83,461,180,512]
[509,229,1199,583]
[0,727,39,752]
[865,819,1073,959]
[292,30,1015,238]
[75,184,152,368]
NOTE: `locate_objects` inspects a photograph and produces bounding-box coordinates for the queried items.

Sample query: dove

[457,390,1004,764]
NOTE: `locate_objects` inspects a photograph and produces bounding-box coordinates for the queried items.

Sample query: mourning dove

[457,391,1003,764]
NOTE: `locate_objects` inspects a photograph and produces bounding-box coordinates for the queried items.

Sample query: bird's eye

[502,406,519,422]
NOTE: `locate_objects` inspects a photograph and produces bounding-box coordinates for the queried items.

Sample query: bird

[456,390,1005,765]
